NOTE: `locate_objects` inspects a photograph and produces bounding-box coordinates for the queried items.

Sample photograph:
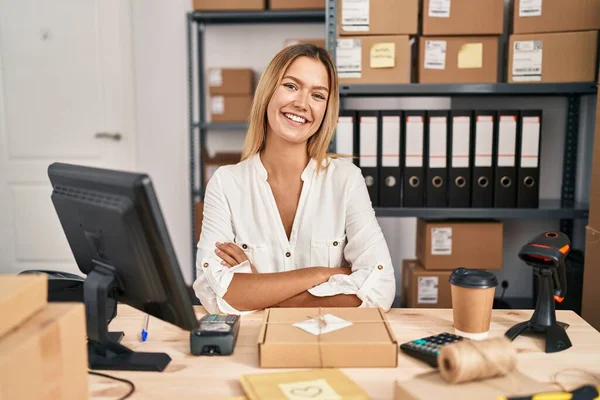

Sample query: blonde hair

[241,44,340,173]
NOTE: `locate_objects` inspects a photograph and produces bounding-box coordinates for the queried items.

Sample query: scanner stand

[505,267,572,353]
[85,263,171,371]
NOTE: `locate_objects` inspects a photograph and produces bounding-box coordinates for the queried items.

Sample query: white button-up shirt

[192,153,396,315]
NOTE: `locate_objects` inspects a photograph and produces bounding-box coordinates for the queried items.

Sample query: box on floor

[416,219,504,271]
[513,0,600,34]
[193,0,265,11]
[508,31,598,83]
[418,36,499,83]
[337,35,413,85]
[402,260,452,308]
[258,307,397,368]
[422,0,504,35]
[337,0,418,36]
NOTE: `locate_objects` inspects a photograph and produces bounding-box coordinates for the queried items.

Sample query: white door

[0,0,136,275]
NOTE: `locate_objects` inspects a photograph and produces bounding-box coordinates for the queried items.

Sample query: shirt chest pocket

[310,237,347,268]
[234,240,271,272]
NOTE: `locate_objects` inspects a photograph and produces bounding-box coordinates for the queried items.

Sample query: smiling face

[265,56,330,146]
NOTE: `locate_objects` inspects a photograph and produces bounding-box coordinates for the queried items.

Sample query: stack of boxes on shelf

[0,275,88,399]
[508,0,600,83]
[402,219,503,308]
[192,0,325,11]
[208,68,254,123]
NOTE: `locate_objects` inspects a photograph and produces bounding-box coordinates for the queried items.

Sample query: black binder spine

[517,110,542,208]
[449,110,473,208]
[472,111,495,208]
[494,110,520,208]
[380,111,403,207]
[426,110,449,207]
[402,111,426,207]
[358,110,380,206]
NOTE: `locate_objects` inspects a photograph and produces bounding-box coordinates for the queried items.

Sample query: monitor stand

[84,263,172,371]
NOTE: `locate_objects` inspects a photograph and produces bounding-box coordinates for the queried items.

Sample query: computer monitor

[48,162,198,372]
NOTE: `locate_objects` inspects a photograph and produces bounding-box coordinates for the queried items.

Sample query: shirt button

[377,265,384,270]
[242,244,248,250]
[285,252,291,258]
[203,262,209,268]
[333,241,339,246]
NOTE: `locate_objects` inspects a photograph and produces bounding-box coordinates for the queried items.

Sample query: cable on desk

[88,371,136,400]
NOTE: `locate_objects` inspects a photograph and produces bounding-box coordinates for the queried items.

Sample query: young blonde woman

[192,44,395,314]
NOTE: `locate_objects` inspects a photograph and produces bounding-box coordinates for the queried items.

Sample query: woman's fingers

[215,246,238,267]
[215,242,249,266]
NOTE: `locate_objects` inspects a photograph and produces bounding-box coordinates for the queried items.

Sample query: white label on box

[342,0,369,32]
[360,116,377,167]
[382,116,401,167]
[429,117,447,168]
[498,115,517,167]
[279,379,342,400]
[521,116,541,168]
[211,96,224,115]
[406,116,424,167]
[418,277,439,304]
[337,39,362,78]
[424,40,447,70]
[208,68,222,87]
[512,40,542,82]
[429,0,451,17]
[452,116,471,168]
[519,0,542,17]
[475,116,493,167]
[293,314,353,336]
[431,227,452,255]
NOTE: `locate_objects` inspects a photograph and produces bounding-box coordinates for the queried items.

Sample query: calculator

[399,332,465,368]
[190,313,241,356]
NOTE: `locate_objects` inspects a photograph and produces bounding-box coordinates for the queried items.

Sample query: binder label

[208,68,222,87]
[475,116,493,167]
[431,227,452,255]
[211,96,224,114]
[406,116,424,167]
[424,40,447,70]
[382,116,401,167]
[429,117,447,168]
[418,277,439,304]
[498,116,517,167]
[342,0,370,32]
[335,116,354,156]
[428,0,451,18]
[519,0,542,17]
[452,116,470,167]
[337,39,362,78]
[521,116,541,168]
[360,116,377,167]
[512,41,542,82]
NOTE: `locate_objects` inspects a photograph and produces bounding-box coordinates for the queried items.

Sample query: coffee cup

[449,268,498,340]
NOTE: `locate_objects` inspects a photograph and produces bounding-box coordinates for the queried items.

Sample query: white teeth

[285,113,306,123]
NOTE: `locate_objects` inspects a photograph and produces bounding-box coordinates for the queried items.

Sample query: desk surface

[89,306,600,399]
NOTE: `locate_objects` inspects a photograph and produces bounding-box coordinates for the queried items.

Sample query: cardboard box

[337,35,412,85]
[508,31,598,83]
[402,260,452,308]
[416,219,504,270]
[582,226,600,331]
[0,274,47,339]
[269,0,324,9]
[284,38,327,49]
[193,0,265,11]
[418,36,499,83]
[513,0,600,34]
[0,303,88,400]
[338,0,418,36]
[210,95,252,122]
[204,151,242,186]
[587,81,600,230]
[208,68,254,96]
[258,307,398,368]
[422,0,504,35]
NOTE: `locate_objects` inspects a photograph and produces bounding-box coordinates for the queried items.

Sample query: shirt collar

[252,153,317,182]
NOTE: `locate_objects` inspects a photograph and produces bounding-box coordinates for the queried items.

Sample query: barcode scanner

[505,231,572,353]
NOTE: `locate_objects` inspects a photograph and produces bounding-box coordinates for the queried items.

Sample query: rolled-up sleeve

[308,168,396,311]
[192,170,255,315]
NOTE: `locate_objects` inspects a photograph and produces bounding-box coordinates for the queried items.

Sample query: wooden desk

[90,306,600,399]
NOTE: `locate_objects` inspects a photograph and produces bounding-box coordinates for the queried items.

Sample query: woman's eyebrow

[283,75,329,92]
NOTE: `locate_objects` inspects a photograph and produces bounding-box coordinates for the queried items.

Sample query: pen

[497,385,599,400]
[141,313,149,342]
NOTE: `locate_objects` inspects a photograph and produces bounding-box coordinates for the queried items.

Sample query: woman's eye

[313,93,326,100]
[283,83,297,90]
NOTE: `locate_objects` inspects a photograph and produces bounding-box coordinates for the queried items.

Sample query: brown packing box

[270,0,324,9]
[582,226,600,331]
[422,0,504,35]
[0,274,47,339]
[284,38,327,49]
[508,31,598,83]
[0,303,88,400]
[258,307,398,368]
[208,68,254,96]
[203,150,242,186]
[513,0,600,34]
[402,260,452,308]
[587,79,600,230]
[416,219,504,270]
[337,35,412,85]
[210,95,253,122]
[193,0,264,11]
[418,36,499,84]
[337,0,418,36]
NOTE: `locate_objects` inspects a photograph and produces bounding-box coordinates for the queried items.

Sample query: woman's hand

[215,242,257,272]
